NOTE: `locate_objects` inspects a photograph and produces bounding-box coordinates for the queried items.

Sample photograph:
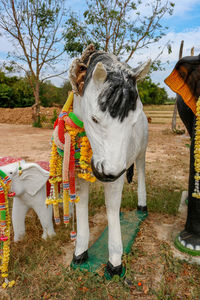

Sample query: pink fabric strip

[53,126,64,150]
[63,133,71,183]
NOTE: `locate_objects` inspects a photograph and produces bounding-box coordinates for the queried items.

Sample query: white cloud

[172,0,200,17]
[0,32,15,54]
[137,0,200,19]
[135,26,200,63]
[153,27,200,96]
[127,26,200,96]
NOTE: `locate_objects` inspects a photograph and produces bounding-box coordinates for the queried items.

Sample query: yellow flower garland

[48,95,95,184]
[49,141,62,184]
[193,97,200,199]
[78,136,95,182]
[46,92,96,232]
[0,178,15,288]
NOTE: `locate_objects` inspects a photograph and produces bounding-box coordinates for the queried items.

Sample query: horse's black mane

[83,52,138,122]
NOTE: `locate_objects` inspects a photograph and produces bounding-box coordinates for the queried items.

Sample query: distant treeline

[0,72,174,108]
[0,72,71,108]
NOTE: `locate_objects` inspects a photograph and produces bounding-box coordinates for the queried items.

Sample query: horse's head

[71,50,150,182]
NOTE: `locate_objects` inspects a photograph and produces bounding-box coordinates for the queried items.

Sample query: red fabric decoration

[0,193,5,204]
[36,161,50,171]
[54,118,59,129]
[0,157,22,167]
[58,119,65,144]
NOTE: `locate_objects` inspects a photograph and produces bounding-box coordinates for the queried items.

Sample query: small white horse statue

[68,45,150,277]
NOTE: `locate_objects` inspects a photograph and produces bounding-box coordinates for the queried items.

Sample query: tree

[64,0,174,62]
[0,0,66,126]
[40,81,61,107]
[171,40,184,132]
[0,71,35,107]
[0,71,71,108]
[138,78,170,105]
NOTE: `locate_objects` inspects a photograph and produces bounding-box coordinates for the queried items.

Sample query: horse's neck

[73,94,83,121]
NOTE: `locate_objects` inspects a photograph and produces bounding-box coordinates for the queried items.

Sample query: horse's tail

[126,164,134,183]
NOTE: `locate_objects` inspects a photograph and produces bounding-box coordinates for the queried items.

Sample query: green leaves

[138,78,170,105]
[0,72,34,108]
[63,0,174,62]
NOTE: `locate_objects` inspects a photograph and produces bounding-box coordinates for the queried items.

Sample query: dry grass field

[0,105,200,299]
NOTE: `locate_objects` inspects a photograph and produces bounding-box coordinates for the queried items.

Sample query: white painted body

[72,58,150,267]
[0,161,55,242]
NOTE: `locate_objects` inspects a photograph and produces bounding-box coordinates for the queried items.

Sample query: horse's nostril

[96,161,103,173]
[101,161,105,174]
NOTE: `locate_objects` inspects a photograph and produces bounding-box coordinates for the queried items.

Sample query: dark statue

[165,54,200,252]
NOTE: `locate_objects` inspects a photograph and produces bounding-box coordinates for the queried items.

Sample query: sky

[0,0,200,97]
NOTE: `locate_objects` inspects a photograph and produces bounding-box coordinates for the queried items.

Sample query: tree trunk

[32,81,41,127]
[172,40,184,132]
[191,47,194,56]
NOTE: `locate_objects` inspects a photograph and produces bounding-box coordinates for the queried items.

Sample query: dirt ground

[0,116,190,188]
[1,108,199,298]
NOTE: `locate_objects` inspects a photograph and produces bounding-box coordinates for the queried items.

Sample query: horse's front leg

[136,153,147,212]
[73,178,89,264]
[104,174,124,276]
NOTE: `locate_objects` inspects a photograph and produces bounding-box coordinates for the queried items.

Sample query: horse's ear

[134,59,151,81]
[92,62,107,85]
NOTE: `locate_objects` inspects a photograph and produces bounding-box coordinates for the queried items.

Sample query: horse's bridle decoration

[46,91,96,240]
[46,45,98,240]
[0,170,15,288]
[69,44,95,96]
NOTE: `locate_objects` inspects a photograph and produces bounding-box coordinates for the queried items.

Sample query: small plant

[172,128,185,135]
[32,116,42,128]
[50,109,58,125]
[40,114,47,123]
[185,143,190,148]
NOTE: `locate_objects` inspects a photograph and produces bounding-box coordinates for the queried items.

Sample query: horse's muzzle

[91,159,126,182]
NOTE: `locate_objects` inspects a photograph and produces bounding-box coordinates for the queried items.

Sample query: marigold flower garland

[0,171,15,288]
[46,92,96,239]
[193,97,200,198]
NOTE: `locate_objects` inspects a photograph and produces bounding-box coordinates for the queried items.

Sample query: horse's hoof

[137,205,147,212]
[72,250,88,264]
[105,261,123,278]
[179,230,200,251]
[14,233,25,242]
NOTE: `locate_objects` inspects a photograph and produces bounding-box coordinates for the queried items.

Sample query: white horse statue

[56,45,150,277]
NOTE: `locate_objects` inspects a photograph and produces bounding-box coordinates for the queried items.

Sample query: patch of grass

[4,226,200,299]
[120,182,181,215]
[151,242,200,299]
[144,105,174,112]
[89,179,181,215]
[32,116,42,128]
[147,187,181,215]
[153,280,178,300]
[89,182,105,216]
[0,181,192,299]
[40,114,48,123]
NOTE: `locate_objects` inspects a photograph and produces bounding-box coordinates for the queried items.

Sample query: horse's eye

[92,116,99,124]
[80,66,87,71]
